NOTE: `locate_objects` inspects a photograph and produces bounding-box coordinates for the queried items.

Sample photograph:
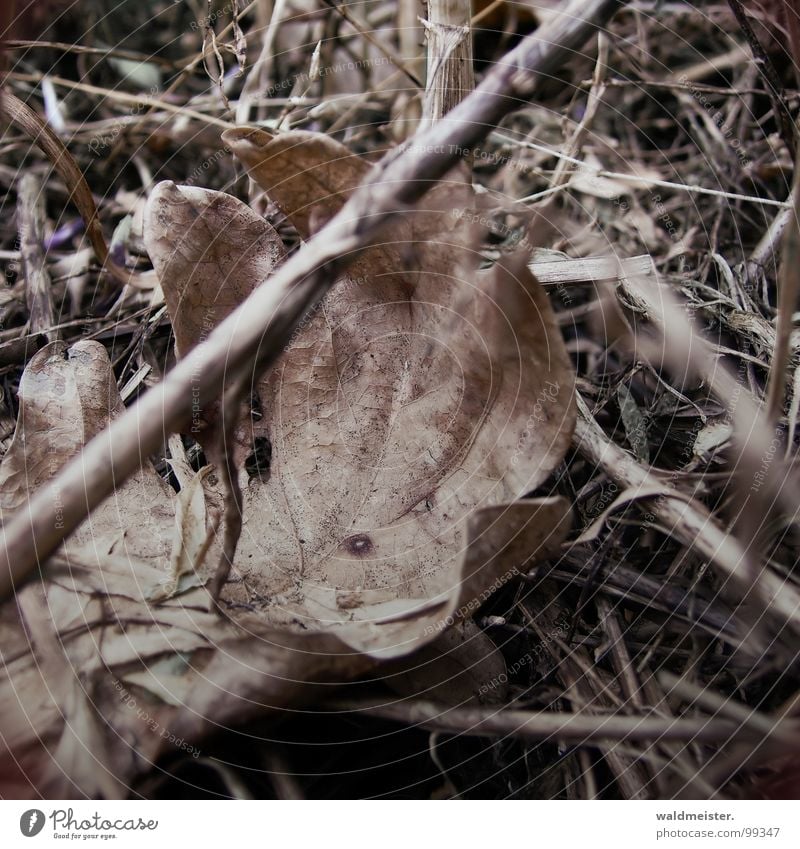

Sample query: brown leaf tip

[221,127,275,162]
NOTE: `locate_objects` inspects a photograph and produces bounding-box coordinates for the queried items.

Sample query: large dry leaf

[0,130,575,797]
[0,343,367,797]
[0,341,174,562]
[145,138,575,657]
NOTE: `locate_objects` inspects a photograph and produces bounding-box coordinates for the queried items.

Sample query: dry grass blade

[0,91,152,289]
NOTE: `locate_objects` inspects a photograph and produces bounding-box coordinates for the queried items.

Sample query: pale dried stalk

[398,0,424,73]
[765,152,800,422]
[0,0,623,601]
[17,174,55,342]
[549,32,609,190]
[532,253,654,285]
[421,0,474,128]
[323,696,796,744]
[235,0,288,125]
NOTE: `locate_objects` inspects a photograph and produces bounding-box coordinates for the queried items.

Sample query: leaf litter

[0,128,575,795]
[4,1,800,800]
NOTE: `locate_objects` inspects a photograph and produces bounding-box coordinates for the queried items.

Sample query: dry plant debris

[0,130,574,794]
[0,0,800,800]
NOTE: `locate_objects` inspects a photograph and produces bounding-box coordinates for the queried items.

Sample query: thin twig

[7,71,234,131]
[321,0,422,87]
[725,0,796,155]
[549,32,609,190]
[321,696,796,744]
[491,131,792,208]
[17,173,55,341]
[2,39,179,67]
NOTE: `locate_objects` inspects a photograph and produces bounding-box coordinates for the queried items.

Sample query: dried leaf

[0,130,577,797]
[145,144,576,657]
[692,420,732,461]
[148,465,213,602]
[222,127,372,238]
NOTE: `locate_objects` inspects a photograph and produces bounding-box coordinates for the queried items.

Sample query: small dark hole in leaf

[245,436,272,481]
[343,534,373,556]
